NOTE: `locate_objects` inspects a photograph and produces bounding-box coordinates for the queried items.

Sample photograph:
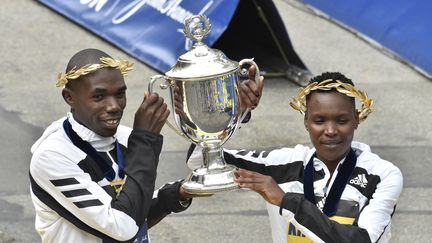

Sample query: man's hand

[178,179,214,200]
[239,65,264,111]
[234,168,284,206]
[133,92,170,134]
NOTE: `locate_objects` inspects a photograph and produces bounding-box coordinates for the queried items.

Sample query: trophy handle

[148,75,188,139]
[238,58,261,122]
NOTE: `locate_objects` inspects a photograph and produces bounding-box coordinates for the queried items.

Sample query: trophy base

[182,164,239,195]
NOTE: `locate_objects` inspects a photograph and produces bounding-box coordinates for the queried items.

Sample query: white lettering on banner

[79,0,214,50]
[80,0,109,12]
[111,0,214,25]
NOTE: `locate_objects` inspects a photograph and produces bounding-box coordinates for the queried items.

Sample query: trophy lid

[165,15,239,80]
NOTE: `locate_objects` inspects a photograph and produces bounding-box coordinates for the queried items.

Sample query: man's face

[66,68,127,137]
[304,91,358,165]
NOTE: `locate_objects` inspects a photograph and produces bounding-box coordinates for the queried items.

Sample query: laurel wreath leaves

[289,79,374,122]
[56,57,134,87]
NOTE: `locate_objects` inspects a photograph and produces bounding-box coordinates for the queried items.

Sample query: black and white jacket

[188,142,403,243]
[30,114,189,243]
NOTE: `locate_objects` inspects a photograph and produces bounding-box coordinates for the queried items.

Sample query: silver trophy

[149,15,261,195]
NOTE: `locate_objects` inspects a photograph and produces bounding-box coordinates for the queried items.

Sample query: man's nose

[105,97,121,112]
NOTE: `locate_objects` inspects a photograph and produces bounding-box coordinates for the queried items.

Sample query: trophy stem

[202,146,224,169]
[182,145,239,195]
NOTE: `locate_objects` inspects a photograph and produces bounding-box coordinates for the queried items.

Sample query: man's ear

[62,88,74,107]
[304,112,308,131]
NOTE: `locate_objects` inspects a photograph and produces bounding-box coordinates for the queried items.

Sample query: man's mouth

[105,119,119,125]
[102,118,121,127]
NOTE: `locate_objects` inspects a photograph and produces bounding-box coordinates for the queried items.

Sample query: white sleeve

[357,166,403,242]
[30,150,139,241]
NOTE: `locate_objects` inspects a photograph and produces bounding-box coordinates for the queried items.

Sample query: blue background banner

[38,0,239,72]
[303,0,432,78]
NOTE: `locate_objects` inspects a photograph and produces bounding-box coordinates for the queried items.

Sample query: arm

[30,132,161,242]
[146,180,191,228]
[30,93,170,241]
[235,166,403,243]
[234,169,370,243]
[187,145,304,181]
[186,144,272,174]
[280,193,371,243]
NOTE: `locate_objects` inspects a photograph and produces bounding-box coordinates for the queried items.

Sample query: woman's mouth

[322,140,342,148]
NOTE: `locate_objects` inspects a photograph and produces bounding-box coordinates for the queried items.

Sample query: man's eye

[92,94,103,100]
[117,91,126,97]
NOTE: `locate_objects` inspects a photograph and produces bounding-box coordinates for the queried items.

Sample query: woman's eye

[313,120,324,124]
[337,119,348,124]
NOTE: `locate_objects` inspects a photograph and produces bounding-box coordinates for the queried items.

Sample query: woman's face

[304,91,359,165]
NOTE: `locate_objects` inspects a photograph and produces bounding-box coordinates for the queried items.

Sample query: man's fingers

[244,79,260,97]
[153,108,170,133]
[258,76,265,91]
[135,92,171,133]
[248,65,257,81]
[239,88,254,110]
[240,83,259,109]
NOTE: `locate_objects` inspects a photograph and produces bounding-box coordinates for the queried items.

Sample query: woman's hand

[234,168,284,206]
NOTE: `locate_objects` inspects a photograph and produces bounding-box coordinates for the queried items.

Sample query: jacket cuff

[158,180,192,213]
[279,192,302,221]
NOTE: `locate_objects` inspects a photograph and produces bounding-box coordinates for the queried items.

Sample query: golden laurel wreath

[289,79,374,122]
[56,57,134,87]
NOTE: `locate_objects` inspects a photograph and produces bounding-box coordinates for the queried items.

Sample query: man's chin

[96,127,118,137]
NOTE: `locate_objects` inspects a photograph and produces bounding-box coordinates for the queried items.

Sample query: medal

[63,119,126,196]
[109,180,125,196]
[304,148,357,216]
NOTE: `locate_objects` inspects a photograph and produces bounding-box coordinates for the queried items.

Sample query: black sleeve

[186,143,269,175]
[223,150,269,174]
[111,129,162,228]
[280,193,371,243]
[147,181,191,228]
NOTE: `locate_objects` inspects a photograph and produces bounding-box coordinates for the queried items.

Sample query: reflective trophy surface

[149,15,261,195]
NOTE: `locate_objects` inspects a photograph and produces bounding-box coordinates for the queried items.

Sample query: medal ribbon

[62,119,125,181]
[304,148,357,216]
[64,119,146,242]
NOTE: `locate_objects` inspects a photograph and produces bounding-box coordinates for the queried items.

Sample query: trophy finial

[183,15,211,43]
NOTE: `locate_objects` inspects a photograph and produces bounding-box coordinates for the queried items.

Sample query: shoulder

[352,141,403,183]
[31,127,85,175]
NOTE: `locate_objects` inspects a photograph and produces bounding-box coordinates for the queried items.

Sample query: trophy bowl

[149,15,260,195]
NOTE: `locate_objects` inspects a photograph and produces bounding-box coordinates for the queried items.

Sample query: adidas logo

[350,174,368,188]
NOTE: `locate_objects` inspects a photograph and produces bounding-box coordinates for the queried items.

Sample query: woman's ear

[354,109,360,129]
[62,88,74,106]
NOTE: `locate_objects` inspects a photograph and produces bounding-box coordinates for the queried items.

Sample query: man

[29,48,263,242]
[188,72,403,242]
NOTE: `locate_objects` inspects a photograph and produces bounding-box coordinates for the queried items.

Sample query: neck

[318,149,351,175]
[67,112,115,152]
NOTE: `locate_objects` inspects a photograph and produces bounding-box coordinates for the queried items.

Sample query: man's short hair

[64,49,111,89]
